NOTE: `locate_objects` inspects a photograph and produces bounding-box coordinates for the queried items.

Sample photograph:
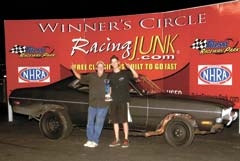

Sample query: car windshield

[67,77,146,96]
[67,74,161,95]
[67,78,89,93]
[134,75,162,94]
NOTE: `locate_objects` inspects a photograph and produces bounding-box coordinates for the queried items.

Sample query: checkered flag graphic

[10,45,27,54]
[190,39,207,50]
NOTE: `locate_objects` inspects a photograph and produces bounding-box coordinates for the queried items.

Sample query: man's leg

[109,102,121,147]
[114,123,120,141]
[109,123,121,147]
[122,122,129,148]
[123,122,128,140]
[93,107,108,144]
[87,106,97,141]
[121,102,129,148]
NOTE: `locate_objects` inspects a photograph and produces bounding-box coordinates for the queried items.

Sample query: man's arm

[125,63,139,78]
[71,64,81,79]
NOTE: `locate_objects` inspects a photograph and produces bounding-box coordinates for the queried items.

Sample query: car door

[66,83,89,125]
[128,88,148,131]
[146,94,170,129]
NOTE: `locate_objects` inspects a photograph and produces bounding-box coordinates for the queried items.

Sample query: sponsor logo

[198,64,232,85]
[190,38,239,55]
[18,67,50,83]
[70,35,178,61]
[10,45,55,58]
[165,89,183,95]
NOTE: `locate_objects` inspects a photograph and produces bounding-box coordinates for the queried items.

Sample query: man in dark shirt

[71,61,108,148]
[108,55,138,148]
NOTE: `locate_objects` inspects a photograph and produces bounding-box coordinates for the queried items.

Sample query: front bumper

[220,107,238,126]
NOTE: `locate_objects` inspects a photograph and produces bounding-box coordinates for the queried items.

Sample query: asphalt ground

[0,104,240,161]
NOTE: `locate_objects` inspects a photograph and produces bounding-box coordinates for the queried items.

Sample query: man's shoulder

[108,70,129,76]
[85,72,98,79]
[102,72,109,78]
[121,69,131,75]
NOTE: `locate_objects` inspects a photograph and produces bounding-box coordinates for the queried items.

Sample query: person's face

[96,63,105,73]
[110,58,119,69]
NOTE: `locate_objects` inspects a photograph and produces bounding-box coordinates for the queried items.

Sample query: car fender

[40,104,66,116]
[145,113,196,137]
[27,103,66,121]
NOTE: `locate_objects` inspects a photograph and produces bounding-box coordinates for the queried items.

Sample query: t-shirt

[80,73,108,108]
[108,70,134,102]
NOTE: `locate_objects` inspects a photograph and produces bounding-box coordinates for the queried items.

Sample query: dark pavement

[0,104,240,161]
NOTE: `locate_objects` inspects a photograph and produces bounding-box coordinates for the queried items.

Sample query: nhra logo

[18,66,50,83]
[198,65,232,85]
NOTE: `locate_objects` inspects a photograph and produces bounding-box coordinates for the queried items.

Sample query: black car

[8,74,238,147]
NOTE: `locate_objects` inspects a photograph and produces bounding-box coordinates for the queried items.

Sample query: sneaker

[83,141,93,147]
[88,142,98,148]
[121,139,129,148]
[109,140,121,147]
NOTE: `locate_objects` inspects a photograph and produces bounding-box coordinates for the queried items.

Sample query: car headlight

[215,117,223,124]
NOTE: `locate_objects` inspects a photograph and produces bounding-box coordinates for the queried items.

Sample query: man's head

[110,55,120,70]
[95,60,105,73]
[110,55,119,62]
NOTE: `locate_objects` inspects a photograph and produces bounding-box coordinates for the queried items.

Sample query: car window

[77,85,89,93]
[129,87,137,94]
[68,78,143,95]
[68,79,89,93]
[129,81,144,96]
[68,79,81,88]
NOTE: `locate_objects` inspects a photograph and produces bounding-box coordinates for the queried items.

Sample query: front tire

[39,110,73,140]
[164,117,194,147]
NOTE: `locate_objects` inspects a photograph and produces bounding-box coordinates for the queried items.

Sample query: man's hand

[71,63,81,79]
[124,63,131,69]
[124,63,139,78]
[71,63,76,71]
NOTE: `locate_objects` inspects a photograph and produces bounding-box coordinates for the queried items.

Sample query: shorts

[109,101,128,123]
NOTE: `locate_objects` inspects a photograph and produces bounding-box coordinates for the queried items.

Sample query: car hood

[148,93,234,108]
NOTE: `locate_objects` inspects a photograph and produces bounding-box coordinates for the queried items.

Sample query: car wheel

[39,110,73,140]
[164,117,194,147]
